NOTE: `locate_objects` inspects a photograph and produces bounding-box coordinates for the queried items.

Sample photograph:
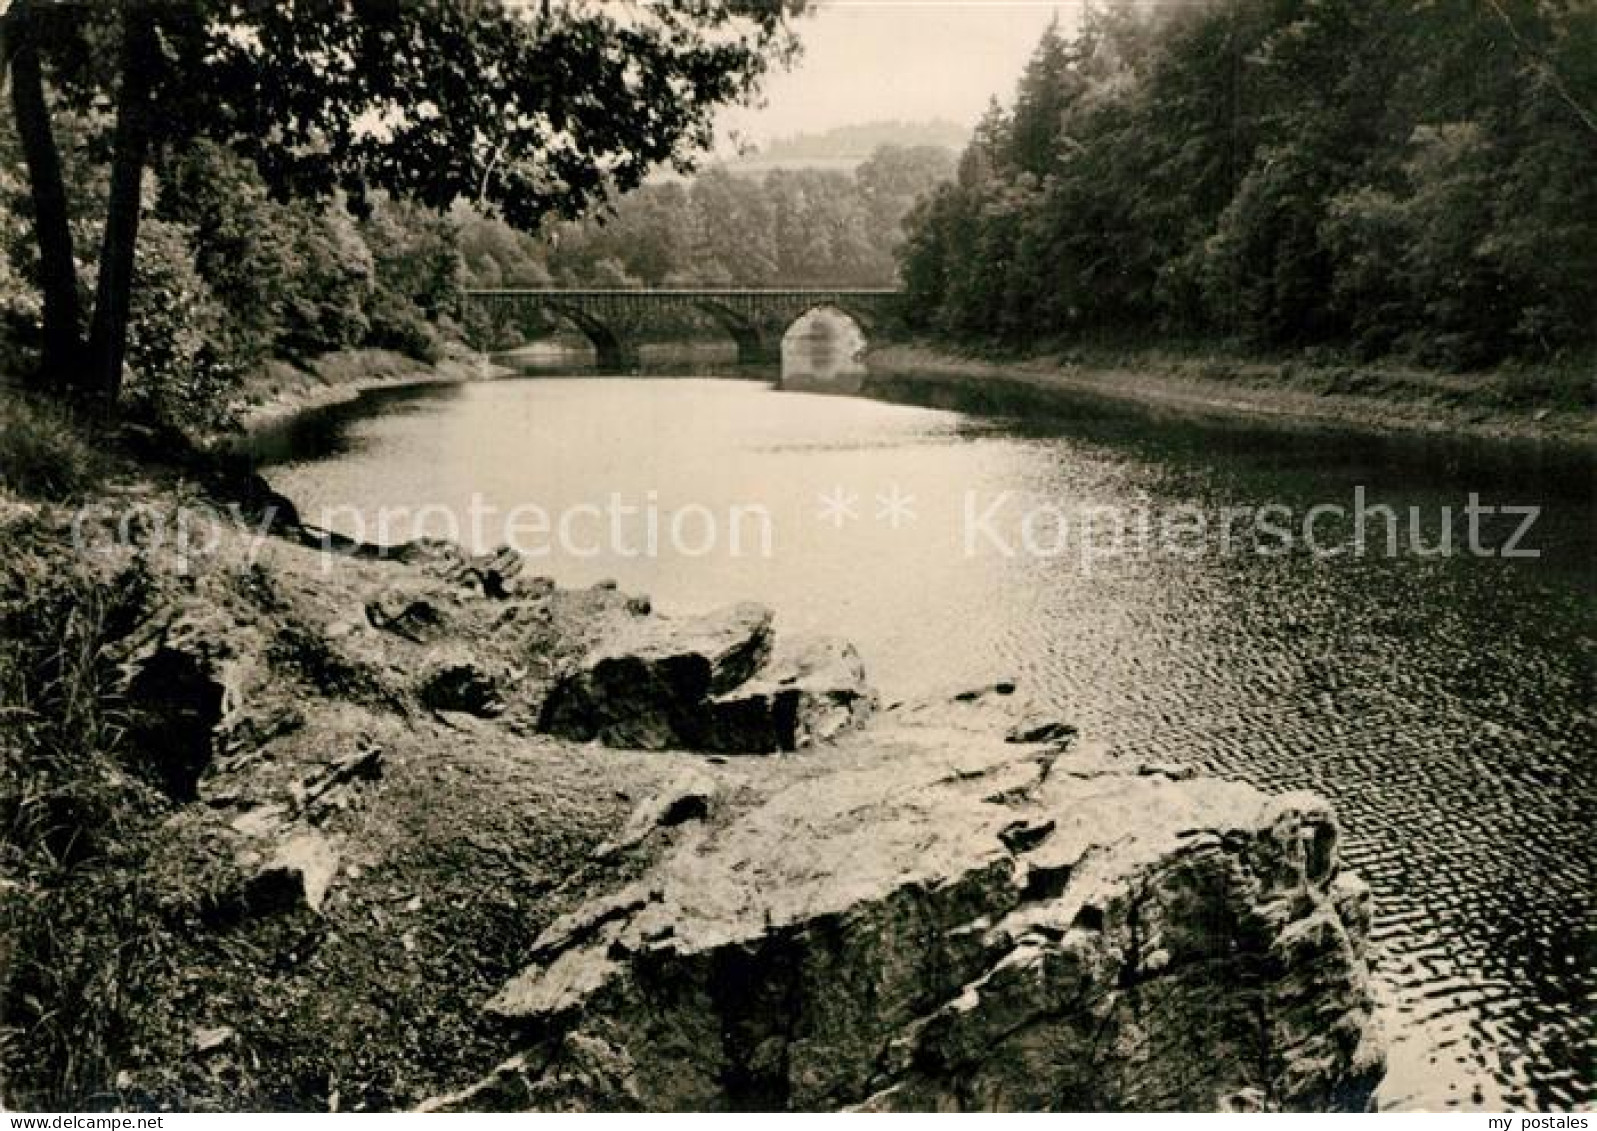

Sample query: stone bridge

[461,288,901,367]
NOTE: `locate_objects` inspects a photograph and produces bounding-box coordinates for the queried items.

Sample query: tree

[1007,16,1076,178]
[855,143,955,276]
[276,205,375,359]
[1,0,806,406]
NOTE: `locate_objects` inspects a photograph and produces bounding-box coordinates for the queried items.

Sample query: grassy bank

[864,341,1596,446]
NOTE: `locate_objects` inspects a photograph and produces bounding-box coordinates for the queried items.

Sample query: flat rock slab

[466,725,1383,1112]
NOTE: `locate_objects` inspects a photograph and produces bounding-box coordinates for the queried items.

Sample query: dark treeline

[0,1,808,433]
[2,127,950,423]
[899,0,1597,368]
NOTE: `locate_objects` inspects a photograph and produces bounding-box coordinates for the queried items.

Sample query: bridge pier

[729,325,780,366]
[594,338,640,371]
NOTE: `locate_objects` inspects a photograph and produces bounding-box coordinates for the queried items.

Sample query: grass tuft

[0,526,162,1108]
[0,394,107,502]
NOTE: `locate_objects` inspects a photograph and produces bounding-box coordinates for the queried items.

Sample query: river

[241,354,1593,1112]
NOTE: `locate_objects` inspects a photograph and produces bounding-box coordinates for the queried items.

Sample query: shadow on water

[865,369,1597,585]
[865,367,1597,494]
[241,381,467,467]
[240,341,780,468]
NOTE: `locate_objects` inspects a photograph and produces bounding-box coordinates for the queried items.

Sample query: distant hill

[731,119,968,169]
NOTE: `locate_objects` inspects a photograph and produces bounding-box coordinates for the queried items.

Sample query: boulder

[119,608,261,800]
[389,537,472,574]
[452,545,526,599]
[419,651,506,718]
[1005,713,1078,745]
[365,582,453,644]
[290,743,385,819]
[538,603,775,750]
[241,830,341,915]
[592,768,719,861]
[472,724,1384,1112]
[704,636,876,753]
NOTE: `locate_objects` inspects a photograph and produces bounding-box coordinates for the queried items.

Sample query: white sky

[716,1,1078,147]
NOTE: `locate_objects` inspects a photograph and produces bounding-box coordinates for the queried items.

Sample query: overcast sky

[716,1,1077,147]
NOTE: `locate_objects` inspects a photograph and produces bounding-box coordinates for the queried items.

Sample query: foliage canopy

[3,0,806,402]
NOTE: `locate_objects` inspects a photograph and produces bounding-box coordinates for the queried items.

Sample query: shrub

[121,220,242,434]
[156,140,293,364]
[275,207,375,358]
[364,290,446,363]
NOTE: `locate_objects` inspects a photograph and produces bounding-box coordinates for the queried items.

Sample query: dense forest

[5,0,1591,439]
[0,0,821,435]
[899,0,1597,368]
[461,144,951,290]
[448,144,950,348]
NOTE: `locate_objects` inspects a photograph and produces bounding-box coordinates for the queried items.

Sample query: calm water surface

[244,368,1594,1112]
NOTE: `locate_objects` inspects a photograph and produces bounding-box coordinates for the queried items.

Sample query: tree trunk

[7,2,85,392]
[86,4,159,407]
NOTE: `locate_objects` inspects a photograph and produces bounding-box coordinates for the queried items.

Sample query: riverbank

[864,342,1596,447]
[0,414,1385,1112]
[231,344,512,432]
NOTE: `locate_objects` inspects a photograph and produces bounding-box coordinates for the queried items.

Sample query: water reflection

[494,338,758,378]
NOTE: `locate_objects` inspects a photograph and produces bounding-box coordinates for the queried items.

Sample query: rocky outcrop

[539,605,876,754]
[452,706,1382,1112]
[418,649,508,718]
[4,498,1382,1112]
[342,544,876,753]
[538,602,775,749]
[365,580,455,644]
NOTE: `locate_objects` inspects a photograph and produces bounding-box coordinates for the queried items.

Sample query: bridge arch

[535,298,635,369]
[791,299,880,335]
[780,305,870,389]
[688,298,779,365]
